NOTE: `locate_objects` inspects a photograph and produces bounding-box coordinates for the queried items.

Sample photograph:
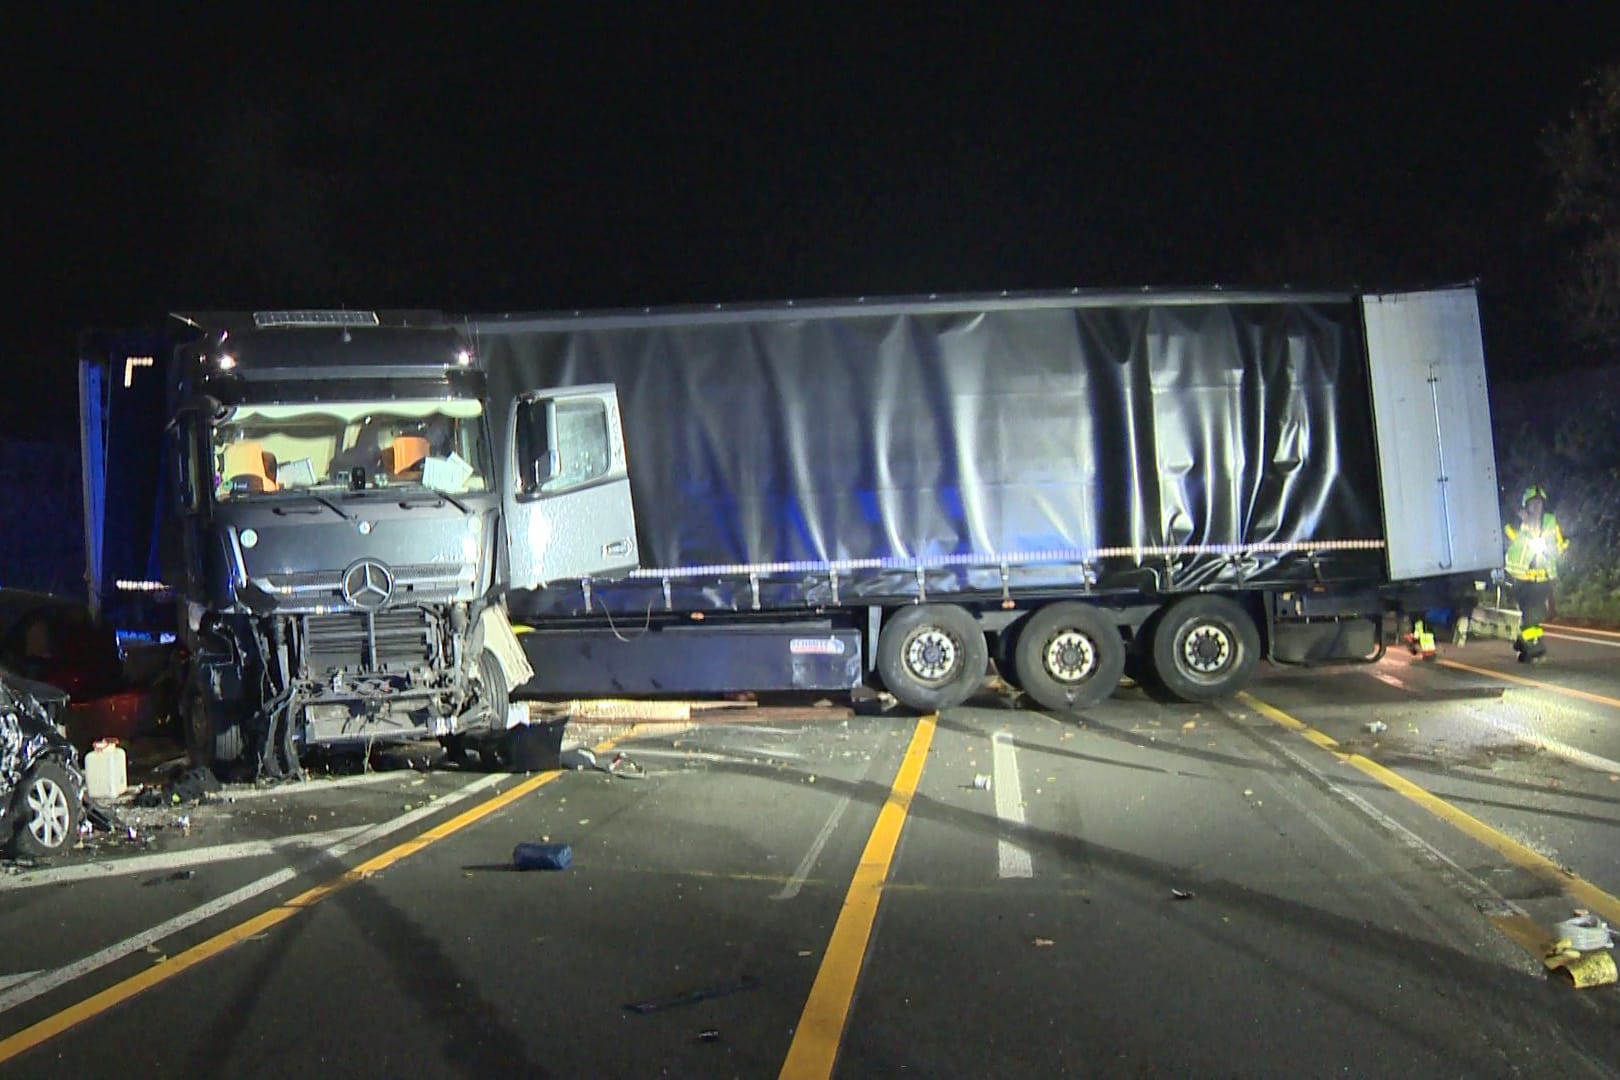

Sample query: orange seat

[391,435,430,476]
[223,441,278,492]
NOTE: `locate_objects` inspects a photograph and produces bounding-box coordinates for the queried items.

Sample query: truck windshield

[211,400,490,500]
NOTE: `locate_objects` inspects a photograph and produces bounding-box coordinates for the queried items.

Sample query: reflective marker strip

[626,539,1387,580]
[1238,692,1620,929]
[780,715,936,1080]
[0,750,613,1066]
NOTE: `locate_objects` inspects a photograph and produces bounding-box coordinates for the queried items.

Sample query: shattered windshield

[211,400,491,500]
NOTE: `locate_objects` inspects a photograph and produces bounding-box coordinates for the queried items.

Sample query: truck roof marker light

[217,353,238,371]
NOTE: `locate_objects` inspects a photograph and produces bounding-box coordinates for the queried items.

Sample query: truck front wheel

[1146,595,1260,702]
[877,604,988,712]
[183,682,244,773]
[1013,602,1125,713]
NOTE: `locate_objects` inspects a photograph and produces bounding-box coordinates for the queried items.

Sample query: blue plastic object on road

[513,842,573,871]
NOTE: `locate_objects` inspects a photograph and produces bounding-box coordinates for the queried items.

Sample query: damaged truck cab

[162,311,637,775]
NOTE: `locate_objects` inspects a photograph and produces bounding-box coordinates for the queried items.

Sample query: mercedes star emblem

[341,559,394,610]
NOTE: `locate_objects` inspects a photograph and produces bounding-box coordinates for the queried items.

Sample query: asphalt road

[5,625,1620,1077]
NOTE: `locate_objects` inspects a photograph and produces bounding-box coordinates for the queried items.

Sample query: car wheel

[8,760,82,859]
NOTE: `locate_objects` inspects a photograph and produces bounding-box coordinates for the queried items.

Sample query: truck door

[1361,288,1502,581]
[504,383,640,588]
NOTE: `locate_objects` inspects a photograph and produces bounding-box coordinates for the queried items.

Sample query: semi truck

[80,285,1501,774]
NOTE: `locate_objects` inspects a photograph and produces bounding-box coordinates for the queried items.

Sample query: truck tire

[1146,595,1260,702]
[877,604,988,712]
[7,760,82,859]
[1012,602,1125,713]
[183,683,244,772]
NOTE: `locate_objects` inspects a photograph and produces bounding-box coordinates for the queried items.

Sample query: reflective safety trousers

[1504,513,1568,582]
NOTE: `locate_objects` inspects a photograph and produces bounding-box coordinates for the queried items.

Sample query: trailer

[470,286,1502,713]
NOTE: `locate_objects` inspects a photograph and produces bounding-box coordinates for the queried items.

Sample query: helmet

[1521,484,1548,507]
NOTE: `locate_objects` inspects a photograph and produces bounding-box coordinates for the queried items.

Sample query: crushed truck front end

[165,312,527,775]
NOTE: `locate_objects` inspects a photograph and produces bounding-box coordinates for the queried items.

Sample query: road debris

[1364,721,1388,734]
[697,1029,721,1043]
[624,975,761,1014]
[1170,888,1195,900]
[972,774,992,791]
[1553,912,1614,951]
[1032,937,1055,947]
[512,842,573,871]
[142,869,196,887]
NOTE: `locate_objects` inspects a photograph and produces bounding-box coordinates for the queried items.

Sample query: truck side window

[516,397,611,495]
[553,399,610,490]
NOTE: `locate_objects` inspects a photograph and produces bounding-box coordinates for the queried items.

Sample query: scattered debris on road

[1170,888,1195,900]
[1032,937,1055,947]
[512,842,572,871]
[971,774,991,790]
[623,974,761,1014]
[1365,721,1388,734]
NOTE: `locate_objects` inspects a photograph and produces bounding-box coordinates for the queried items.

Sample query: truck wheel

[1147,595,1260,702]
[877,604,988,712]
[8,760,82,859]
[479,650,511,727]
[1013,602,1125,713]
[183,683,243,772]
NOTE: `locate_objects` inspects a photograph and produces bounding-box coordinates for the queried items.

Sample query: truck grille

[303,610,435,673]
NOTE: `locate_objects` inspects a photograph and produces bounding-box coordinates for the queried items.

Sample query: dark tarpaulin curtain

[475,296,1383,615]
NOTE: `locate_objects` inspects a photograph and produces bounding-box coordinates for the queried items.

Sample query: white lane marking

[207,770,432,801]
[1544,631,1620,650]
[0,974,39,994]
[0,827,372,892]
[0,773,505,1018]
[1226,704,1527,921]
[773,754,872,901]
[992,732,1033,879]
[1460,705,1620,776]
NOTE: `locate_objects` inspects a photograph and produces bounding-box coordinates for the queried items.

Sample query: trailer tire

[7,760,82,859]
[877,604,988,712]
[1013,602,1125,713]
[1147,595,1260,702]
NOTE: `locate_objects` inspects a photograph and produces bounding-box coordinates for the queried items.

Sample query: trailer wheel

[1147,595,1260,702]
[7,760,82,859]
[1013,603,1125,712]
[877,604,988,712]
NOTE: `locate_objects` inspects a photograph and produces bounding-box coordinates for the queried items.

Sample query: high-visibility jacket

[1504,512,1568,582]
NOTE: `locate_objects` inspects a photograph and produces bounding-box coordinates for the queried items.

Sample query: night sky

[4,6,1614,442]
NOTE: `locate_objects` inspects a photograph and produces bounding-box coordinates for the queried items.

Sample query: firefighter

[1503,484,1568,662]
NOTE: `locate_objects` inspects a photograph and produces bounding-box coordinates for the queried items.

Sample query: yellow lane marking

[1544,622,1620,640]
[0,746,613,1066]
[780,715,937,1080]
[1436,656,1620,711]
[1238,692,1620,928]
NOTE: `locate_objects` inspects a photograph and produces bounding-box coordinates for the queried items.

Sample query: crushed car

[1,667,85,858]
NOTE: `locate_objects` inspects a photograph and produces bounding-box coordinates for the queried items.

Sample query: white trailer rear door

[1361,288,1502,581]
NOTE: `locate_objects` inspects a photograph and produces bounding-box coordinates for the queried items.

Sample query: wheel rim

[1042,629,1099,683]
[902,626,962,686]
[1179,621,1235,678]
[26,776,71,849]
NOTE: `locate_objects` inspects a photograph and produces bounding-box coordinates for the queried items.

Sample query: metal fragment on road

[623,975,761,1014]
